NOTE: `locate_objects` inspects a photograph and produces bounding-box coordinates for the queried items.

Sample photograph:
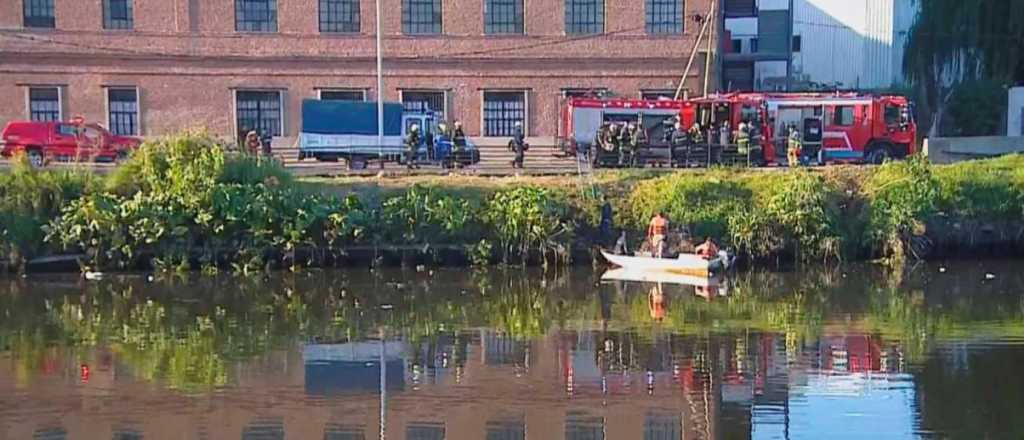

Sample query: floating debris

[84,272,105,281]
[984,273,996,280]
[939,267,947,273]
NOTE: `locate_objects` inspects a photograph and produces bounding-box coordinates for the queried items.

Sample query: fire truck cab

[763,93,916,164]
[693,93,776,165]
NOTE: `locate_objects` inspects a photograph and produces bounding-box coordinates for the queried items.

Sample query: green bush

[486,186,573,263]
[863,155,940,259]
[380,185,479,245]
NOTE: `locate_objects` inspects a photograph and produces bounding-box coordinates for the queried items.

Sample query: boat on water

[600,250,732,277]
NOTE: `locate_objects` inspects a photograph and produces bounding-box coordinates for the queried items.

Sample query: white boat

[600,250,730,277]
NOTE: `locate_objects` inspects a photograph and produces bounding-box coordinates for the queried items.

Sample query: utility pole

[674,2,716,100]
[702,0,717,97]
[376,0,385,169]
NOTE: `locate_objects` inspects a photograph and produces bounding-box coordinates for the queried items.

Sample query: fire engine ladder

[575,148,599,200]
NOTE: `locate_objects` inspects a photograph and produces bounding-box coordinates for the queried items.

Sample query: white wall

[1009,87,1024,137]
[790,0,919,89]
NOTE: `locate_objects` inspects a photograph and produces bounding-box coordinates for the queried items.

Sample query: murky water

[1,261,1023,440]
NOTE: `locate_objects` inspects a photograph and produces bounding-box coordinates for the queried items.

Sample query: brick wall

[0,0,719,139]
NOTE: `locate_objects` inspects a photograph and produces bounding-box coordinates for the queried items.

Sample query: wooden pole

[702,0,717,97]
[674,6,714,100]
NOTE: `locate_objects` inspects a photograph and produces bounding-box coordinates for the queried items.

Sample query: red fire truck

[695,92,916,165]
[555,97,696,167]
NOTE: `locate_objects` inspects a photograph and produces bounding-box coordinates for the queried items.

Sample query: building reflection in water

[6,261,1024,439]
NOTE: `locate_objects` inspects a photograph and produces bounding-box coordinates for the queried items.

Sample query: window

[236,91,282,141]
[406,424,444,440]
[564,0,603,35]
[33,427,66,440]
[324,424,365,440]
[242,419,284,440]
[833,106,855,126]
[724,0,756,17]
[645,0,682,35]
[236,0,277,32]
[485,0,524,34]
[566,412,604,440]
[884,105,900,125]
[730,39,742,53]
[320,0,360,33]
[792,35,802,52]
[402,0,442,35]
[483,91,526,137]
[644,413,681,440]
[29,87,60,122]
[107,88,139,136]
[401,90,446,120]
[487,419,525,440]
[641,90,677,100]
[111,430,143,440]
[103,0,133,29]
[750,38,759,53]
[320,89,366,101]
[23,0,54,28]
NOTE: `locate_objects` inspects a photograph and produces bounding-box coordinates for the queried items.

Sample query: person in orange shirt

[649,284,666,322]
[647,212,669,258]
[695,237,719,260]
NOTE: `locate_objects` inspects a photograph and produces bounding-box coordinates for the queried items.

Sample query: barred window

[320,0,360,33]
[483,91,526,137]
[24,0,55,28]
[644,413,682,440]
[103,0,133,29]
[646,0,682,34]
[402,0,441,35]
[324,424,365,440]
[402,90,446,120]
[107,88,139,136]
[485,0,523,35]
[236,91,282,142]
[486,419,525,440]
[565,412,604,440]
[29,87,60,122]
[236,0,277,32]
[320,89,366,101]
[407,424,444,440]
[562,88,609,98]
[564,0,603,35]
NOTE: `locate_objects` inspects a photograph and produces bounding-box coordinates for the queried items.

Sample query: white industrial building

[722,0,920,91]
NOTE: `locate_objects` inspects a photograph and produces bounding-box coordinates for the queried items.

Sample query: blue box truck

[297,99,480,170]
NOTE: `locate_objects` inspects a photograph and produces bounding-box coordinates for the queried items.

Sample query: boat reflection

[601,268,728,300]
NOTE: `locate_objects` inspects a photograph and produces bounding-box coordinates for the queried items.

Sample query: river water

[1,261,1022,440]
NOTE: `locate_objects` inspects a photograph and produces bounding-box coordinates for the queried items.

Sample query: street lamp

[376,0,385,170]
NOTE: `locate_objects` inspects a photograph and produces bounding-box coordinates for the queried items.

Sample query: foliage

[380,185,478,245]
[863,155,941,259]
[485,186,573,264]
[947,79,1007,136]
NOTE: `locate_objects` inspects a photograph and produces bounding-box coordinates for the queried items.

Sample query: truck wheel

[866,144,892,165]
[27,150,45,168]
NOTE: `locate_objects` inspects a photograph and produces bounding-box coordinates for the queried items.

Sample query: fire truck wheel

[866,144,892,165]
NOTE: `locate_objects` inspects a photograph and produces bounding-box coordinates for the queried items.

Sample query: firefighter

[787,124,802,168]
[689,122,704,145]
[736,121,750,157]
[630,121,647,168]
[244,130,260,155]
[405,124,421,170]
[719,121,731,148]
[260,130,273,157]
[451,120,466,151]
[618,123,634,167]
[510,121,526,169]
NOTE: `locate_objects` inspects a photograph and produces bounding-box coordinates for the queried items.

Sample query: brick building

[0,0,719,143]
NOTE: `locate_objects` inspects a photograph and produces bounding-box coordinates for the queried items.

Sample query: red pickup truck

[1,120,142,167]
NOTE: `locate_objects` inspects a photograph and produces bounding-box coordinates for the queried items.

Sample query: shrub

[380,185,479,245]
[486,186,572,263]
[863,155,940,259]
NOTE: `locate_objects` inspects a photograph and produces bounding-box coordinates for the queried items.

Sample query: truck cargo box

[301,99,404,135]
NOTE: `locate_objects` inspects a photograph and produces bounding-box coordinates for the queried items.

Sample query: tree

[903,0,1024,136]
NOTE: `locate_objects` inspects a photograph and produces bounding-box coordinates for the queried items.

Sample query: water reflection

[0,261,1023,439]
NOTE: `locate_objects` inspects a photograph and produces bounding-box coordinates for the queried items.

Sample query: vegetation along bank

[0,132,1022,274]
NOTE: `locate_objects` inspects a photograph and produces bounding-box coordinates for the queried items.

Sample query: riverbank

[1,132,1022,273]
